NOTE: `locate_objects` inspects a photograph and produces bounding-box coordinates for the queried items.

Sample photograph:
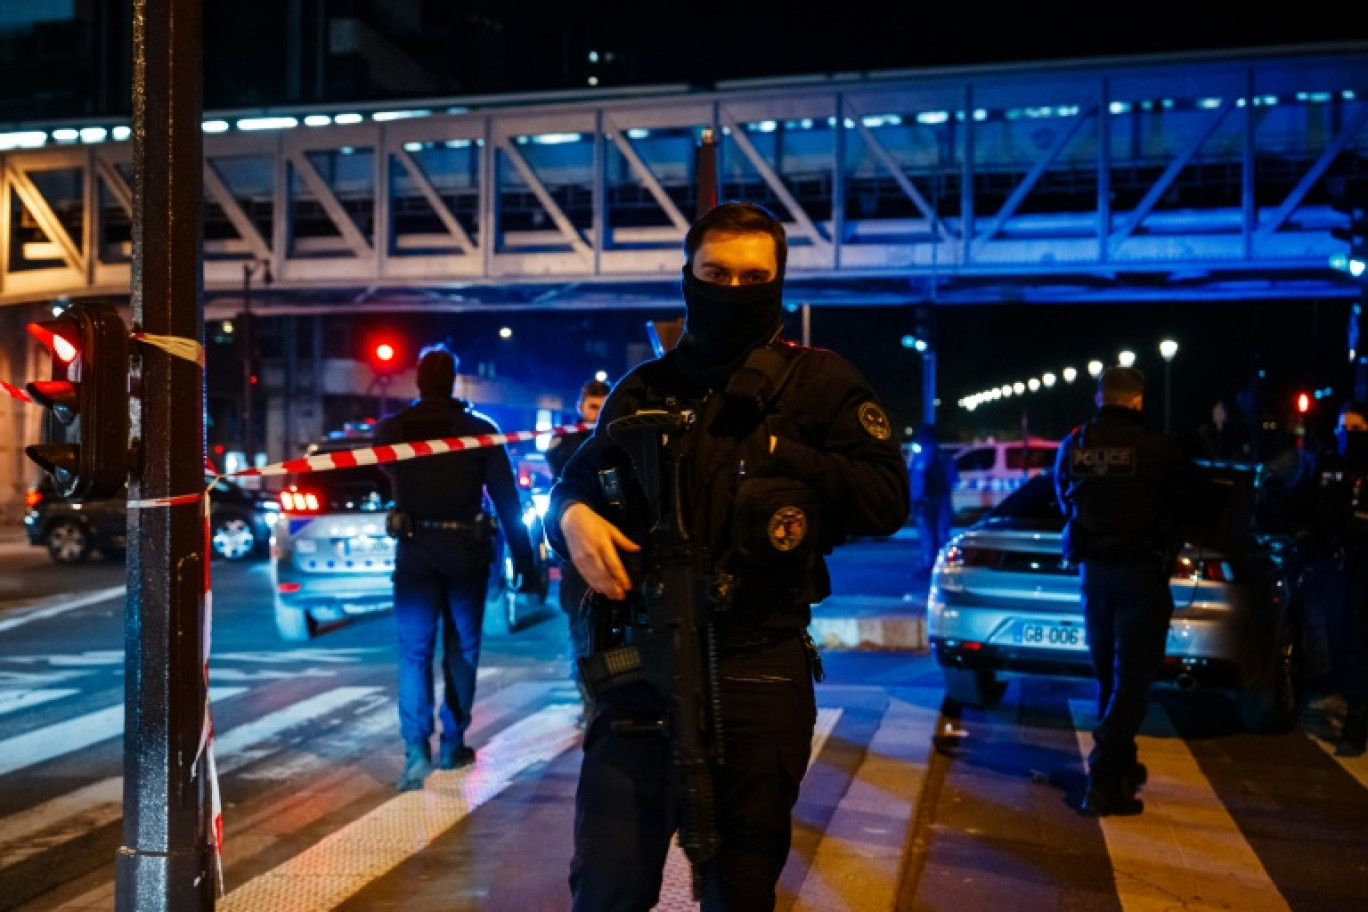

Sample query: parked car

[926,462,1306,733]
[22,475,278,564]
[948,437,1060,519]
[270,428,550,642]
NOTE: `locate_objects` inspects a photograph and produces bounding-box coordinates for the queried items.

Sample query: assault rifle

[600,408,728,900]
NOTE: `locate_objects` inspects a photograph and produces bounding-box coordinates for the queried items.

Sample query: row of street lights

[958,338,1181,431]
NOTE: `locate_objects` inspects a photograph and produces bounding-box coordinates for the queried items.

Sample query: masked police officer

[1055,366,1196,816]
[1295,400,1368,756]
[546,202,909,910]
[374,344,539,791]
[546,378,610,723]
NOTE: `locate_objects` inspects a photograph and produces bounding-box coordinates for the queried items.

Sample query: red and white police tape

[230,422,591,479]
[1,379,32,404]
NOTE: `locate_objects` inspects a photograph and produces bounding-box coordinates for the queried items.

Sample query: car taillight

[938,545,998,569]
[280,490,320,512]
[23,489,42,510]
[1172,555,1237,582]
[277,582,301,593]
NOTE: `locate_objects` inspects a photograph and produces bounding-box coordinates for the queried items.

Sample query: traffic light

[368,338,400,377]
[1331,195,1367,278]
[25,301,129,501]
[1295,391,1311,414]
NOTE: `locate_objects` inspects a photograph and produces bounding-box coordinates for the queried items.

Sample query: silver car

[927,463,1305,733]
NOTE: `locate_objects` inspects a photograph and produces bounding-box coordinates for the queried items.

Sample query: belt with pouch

[719,626,803,652]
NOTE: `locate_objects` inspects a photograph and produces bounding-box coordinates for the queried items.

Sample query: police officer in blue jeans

[375,345,539,791]
[1055,366,1196,815]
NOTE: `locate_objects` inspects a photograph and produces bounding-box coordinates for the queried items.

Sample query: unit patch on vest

[858,402,891,440]
[1071,446,1136,476]
[768,506,808,552]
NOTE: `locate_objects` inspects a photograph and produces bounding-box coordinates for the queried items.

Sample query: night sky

[547,0,1368,90]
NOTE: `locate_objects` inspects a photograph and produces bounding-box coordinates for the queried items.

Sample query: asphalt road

[0,535,1365,911]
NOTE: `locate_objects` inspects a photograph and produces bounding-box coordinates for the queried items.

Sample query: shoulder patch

[858,402,891,440]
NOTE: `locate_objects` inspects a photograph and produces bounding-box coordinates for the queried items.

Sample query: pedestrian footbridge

[1,42,1366,312]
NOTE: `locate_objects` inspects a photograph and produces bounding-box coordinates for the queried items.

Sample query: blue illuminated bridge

[2,42,1367,315]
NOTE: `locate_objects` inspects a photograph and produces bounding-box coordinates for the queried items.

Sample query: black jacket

[374,396,535,566]
[546,341,909,627]
[546,428,591,481]
[1054,405,1195,565]
[1291,449,1368,557]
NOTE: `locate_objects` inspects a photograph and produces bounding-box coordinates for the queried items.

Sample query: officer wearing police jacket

[1055,366,1196,816]
[546,202,909,910]
[374,344,538,792]
[1293,400,1368,756]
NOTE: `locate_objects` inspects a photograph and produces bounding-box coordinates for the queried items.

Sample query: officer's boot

[1336,702,1368,757]
[1121,760,1148,799]
[396,740,433,791]
[1082,766,1144,817]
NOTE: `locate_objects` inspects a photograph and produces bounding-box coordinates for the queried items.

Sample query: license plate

[340,536,392,556]
[1015,622,1086,649]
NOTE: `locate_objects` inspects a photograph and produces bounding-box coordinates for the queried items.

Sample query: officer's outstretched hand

[559,502,640,601]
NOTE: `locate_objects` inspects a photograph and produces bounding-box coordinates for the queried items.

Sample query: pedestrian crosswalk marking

[0,686,379,870]
[653,707,844,911]
[0,587,125,634]
[217,704,580,912]
[793,692,941,911]
[1310,738,1368,791]
[0,686,246,779]
[1067,699,1292,912]
[0,688,78,716]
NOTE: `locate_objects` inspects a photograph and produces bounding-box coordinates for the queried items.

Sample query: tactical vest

[653,344,821,626]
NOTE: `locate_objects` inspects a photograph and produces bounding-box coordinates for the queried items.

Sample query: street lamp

[1159,339,1179,432]
[1118,350,1136,368]
[1087,360,1103,378]
[1062,367,1078,383]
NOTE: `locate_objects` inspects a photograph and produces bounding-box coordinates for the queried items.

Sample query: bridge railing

[2,42,1366,306]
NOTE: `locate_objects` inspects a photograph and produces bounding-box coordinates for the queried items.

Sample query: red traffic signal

[375,342,396,364]
[25,302,129,501]
[27,322,79,363]
[1295,392,1311,414]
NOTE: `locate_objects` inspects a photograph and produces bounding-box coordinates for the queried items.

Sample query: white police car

[949,437,1060,518]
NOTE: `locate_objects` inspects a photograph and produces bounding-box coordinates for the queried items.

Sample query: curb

[811,595,928,651]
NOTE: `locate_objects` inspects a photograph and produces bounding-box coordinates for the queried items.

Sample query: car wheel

[943,667,1008,708]
[211,515,258,561]
[274,602,317,642]
[46,520,91,564]
[1238,608,1304,734]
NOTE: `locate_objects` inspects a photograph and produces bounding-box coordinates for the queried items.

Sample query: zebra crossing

[0,658,1365,911]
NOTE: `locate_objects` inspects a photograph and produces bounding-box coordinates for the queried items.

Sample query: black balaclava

[675,266,783,389]
[1336,425,1368,467]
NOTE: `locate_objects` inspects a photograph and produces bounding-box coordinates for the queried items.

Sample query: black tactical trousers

[1080,560,1174,777]
[569,635,816,912]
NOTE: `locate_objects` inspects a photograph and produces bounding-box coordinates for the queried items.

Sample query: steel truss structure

[2,43,1367,311]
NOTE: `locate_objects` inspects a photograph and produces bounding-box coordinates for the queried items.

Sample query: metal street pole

[242,262,253,469]
[923,348,937,429]
[120,0,211,909]
[1164,360,1172,433]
